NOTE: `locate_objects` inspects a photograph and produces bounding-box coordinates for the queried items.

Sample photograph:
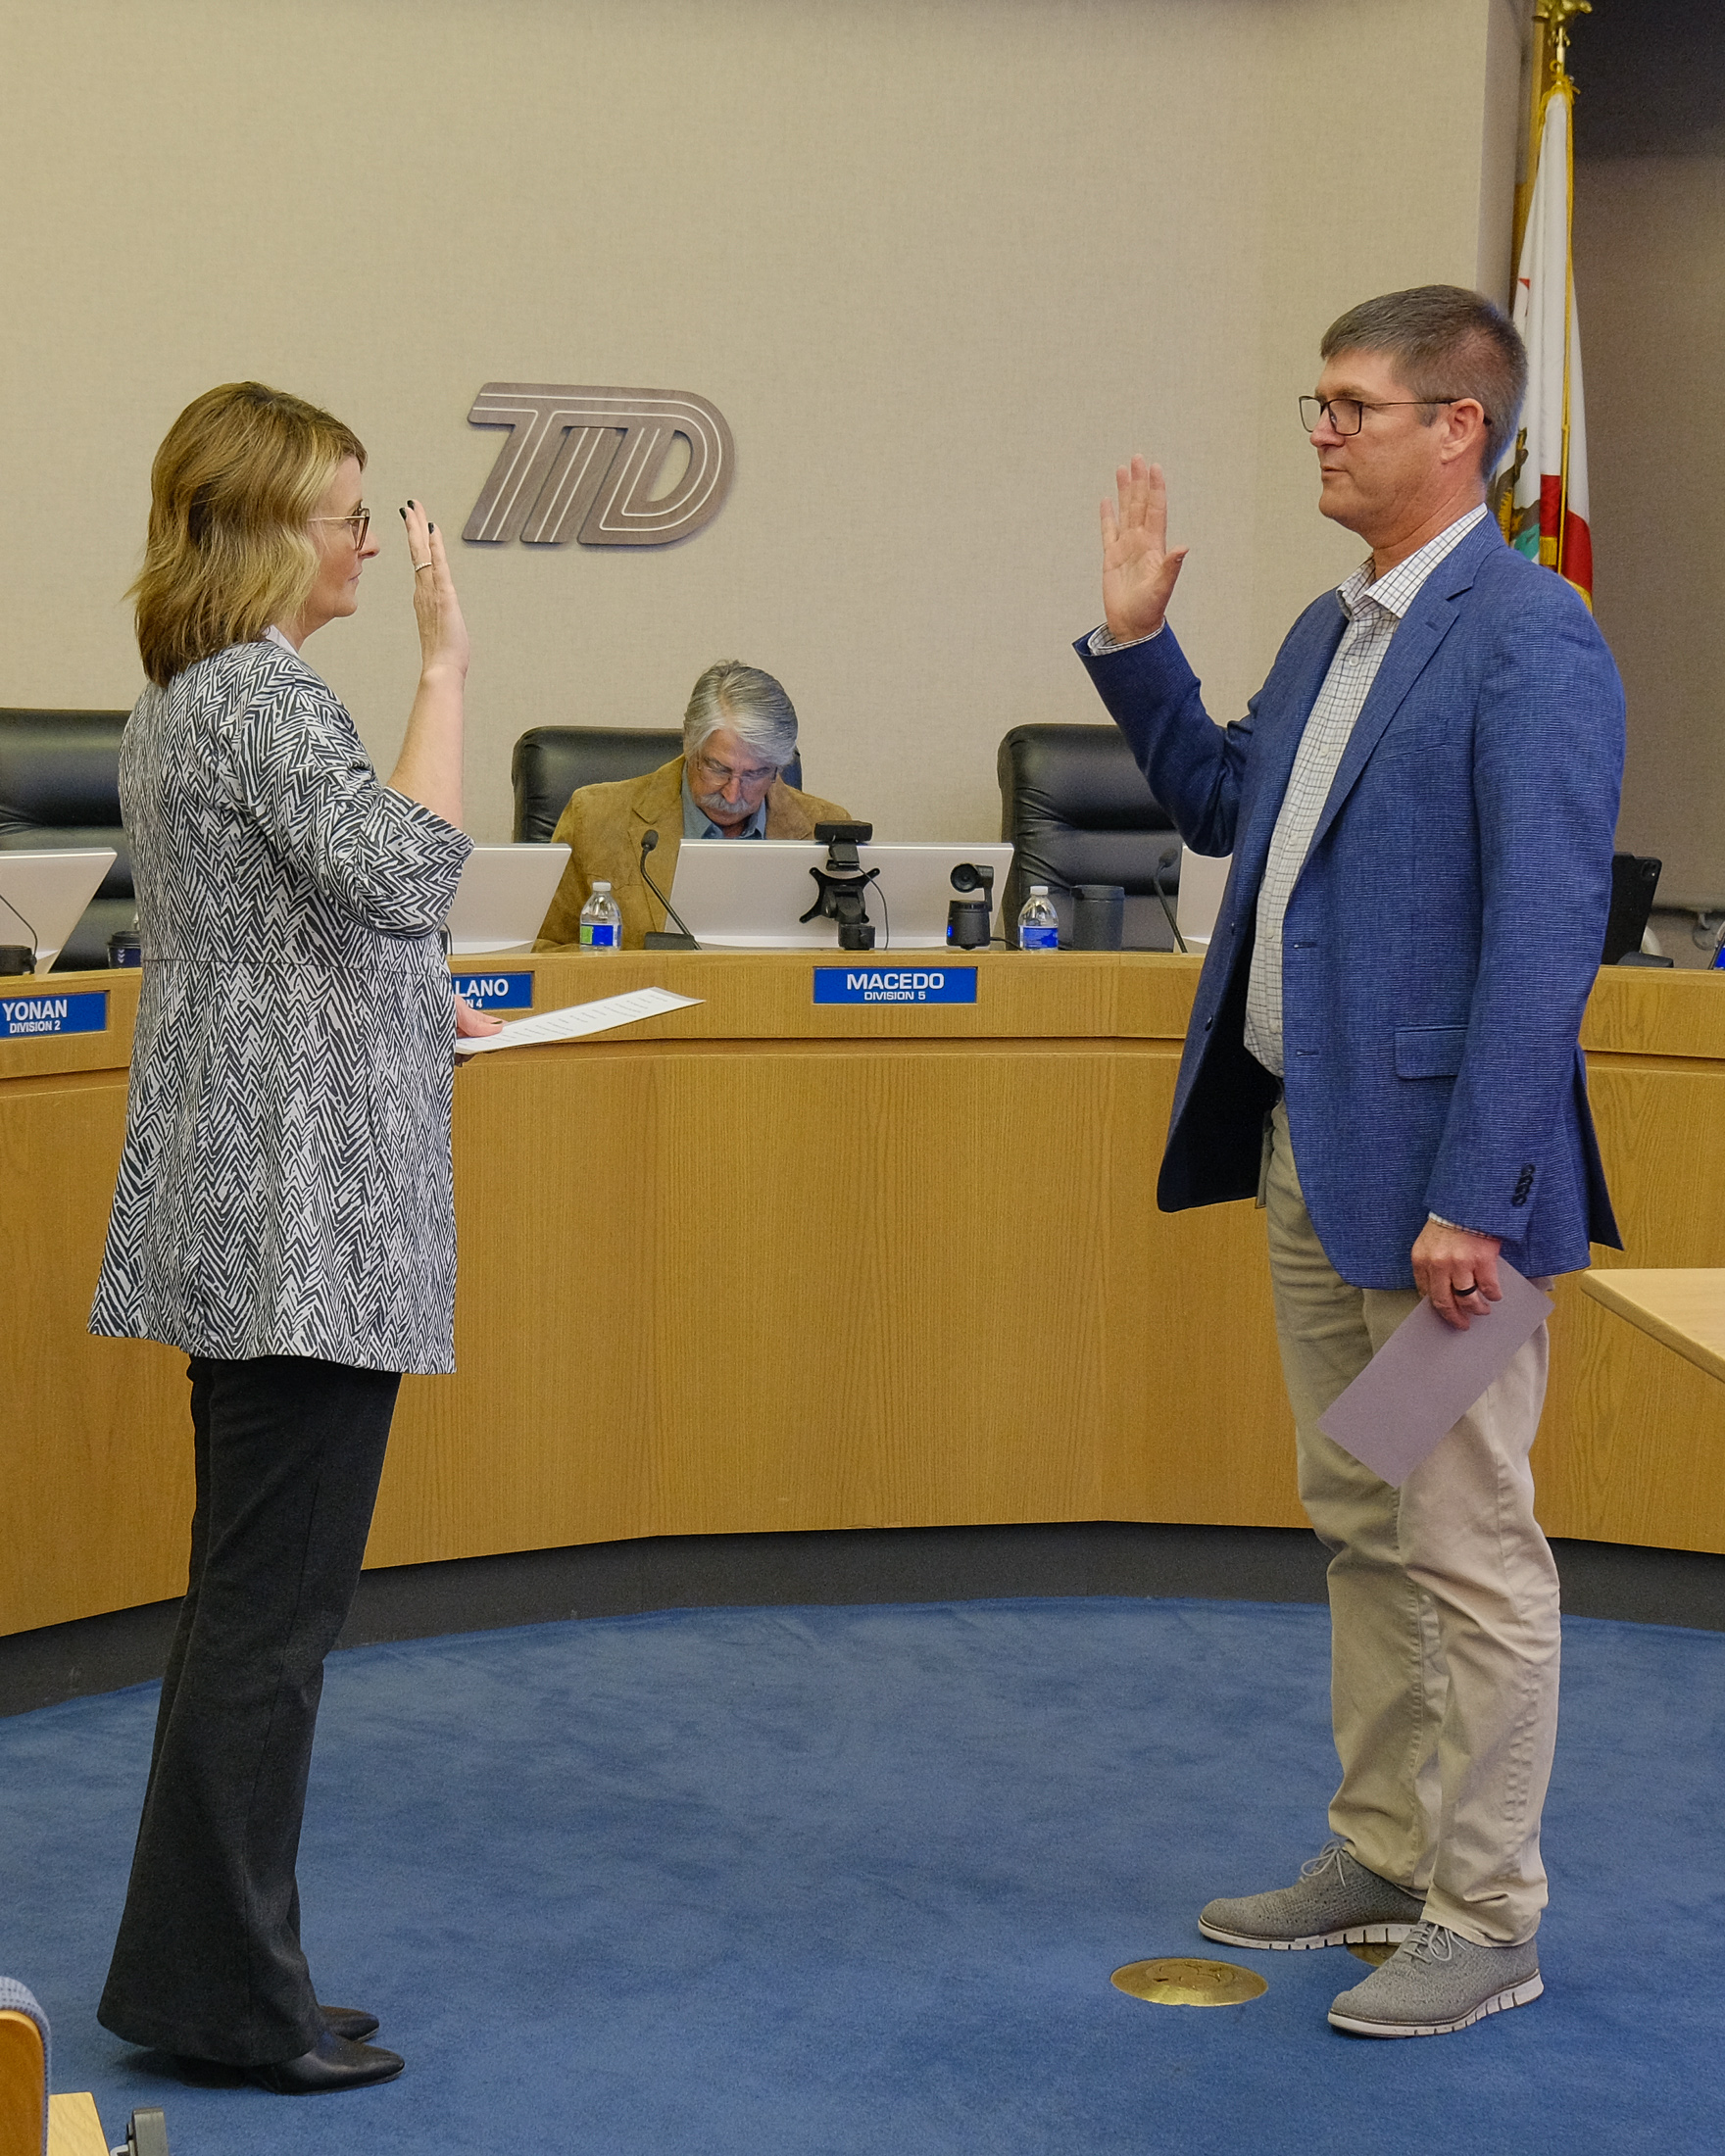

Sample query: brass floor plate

[1111,1957,1267,2006]
[1347,1939,1401,1966]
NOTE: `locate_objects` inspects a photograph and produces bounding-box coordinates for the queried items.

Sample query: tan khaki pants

[1263,1100,1559,1946]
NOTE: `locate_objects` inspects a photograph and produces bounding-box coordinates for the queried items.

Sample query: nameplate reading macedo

[1,990,108,1039]
[813,967,977,1006]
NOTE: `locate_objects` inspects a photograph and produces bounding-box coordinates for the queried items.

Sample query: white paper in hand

[455,985,701,1056]
[1315,1261,1554,1488]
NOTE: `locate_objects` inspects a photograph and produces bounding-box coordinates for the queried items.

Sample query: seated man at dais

[535,661,855,949]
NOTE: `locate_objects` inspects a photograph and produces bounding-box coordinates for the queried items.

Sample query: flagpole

[1514,0,1592,271]
[1502,0,1596,607]
[1558,74,1573,590]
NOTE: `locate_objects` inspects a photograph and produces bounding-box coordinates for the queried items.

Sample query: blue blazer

[1077,518,1625,1288]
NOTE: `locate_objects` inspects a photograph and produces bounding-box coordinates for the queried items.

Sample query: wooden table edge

[1578,1269,1725,1388]
[47,2089,109,2156]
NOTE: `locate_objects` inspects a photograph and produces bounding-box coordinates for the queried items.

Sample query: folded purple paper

[1315,1261,1555,1488]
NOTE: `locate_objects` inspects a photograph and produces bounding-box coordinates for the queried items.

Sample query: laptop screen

[668,841,1015,949]
[445,844,571,955]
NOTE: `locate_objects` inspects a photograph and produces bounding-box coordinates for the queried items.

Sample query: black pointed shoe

[249,2029,404,2094]
[320,2005,380,2041]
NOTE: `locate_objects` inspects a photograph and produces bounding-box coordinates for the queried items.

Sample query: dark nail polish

[427,523,435,534]
[398,506,406,519]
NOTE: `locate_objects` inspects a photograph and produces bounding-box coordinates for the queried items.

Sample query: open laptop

[444,844,571,954]
[668,840,1016,950]
[1177,846,1230,951]
[0,850,119,971]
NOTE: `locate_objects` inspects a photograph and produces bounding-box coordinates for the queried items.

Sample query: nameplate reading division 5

[1,990,109,1038]
[813,968,977,1006]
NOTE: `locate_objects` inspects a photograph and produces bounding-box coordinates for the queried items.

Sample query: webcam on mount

[802,824,879,951]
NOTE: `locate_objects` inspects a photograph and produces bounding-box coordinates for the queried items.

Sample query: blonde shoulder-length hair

[133,382,367,687]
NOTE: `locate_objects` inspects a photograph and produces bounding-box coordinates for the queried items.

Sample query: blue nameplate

[451,971,534,1010]
[813,966,977,1006]
[0,989,109,1039]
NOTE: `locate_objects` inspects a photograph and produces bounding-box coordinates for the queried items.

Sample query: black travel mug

[1070,885,1125,951]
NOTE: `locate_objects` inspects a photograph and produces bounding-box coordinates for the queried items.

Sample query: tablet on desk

[0,849,119,971]
[444,844,571,955]
[668,840,1015,950]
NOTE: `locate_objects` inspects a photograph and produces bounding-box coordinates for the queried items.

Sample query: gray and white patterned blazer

[89,632,472,1374]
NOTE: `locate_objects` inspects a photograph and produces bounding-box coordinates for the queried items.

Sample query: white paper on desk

[454,985,702,1056]
[1316,1261,1554,1488]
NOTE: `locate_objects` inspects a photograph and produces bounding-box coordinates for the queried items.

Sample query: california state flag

[1496,77,1593,607]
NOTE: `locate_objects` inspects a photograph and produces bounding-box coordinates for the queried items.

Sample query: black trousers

[98,1355,399,2066]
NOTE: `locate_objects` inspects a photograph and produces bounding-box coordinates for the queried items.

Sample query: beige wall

[1578,155,1725,908]
[1569,0,1725,913]
[2,0,1518,846]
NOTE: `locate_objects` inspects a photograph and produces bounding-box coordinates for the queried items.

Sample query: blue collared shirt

[682,770,769,840]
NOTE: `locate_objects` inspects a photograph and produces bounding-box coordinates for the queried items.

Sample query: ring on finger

[414,561,433,573]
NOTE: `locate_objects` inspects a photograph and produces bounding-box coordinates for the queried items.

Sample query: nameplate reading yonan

[451,971,534,1010]
[813,967,977,1006]
[1,990,109,1039]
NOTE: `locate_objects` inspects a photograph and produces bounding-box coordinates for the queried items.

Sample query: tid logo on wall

[462,383,734,549]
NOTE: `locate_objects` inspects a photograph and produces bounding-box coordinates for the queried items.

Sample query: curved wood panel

[5,955,1724,1639]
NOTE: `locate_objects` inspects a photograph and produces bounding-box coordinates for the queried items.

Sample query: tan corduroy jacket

[534,756,855,950]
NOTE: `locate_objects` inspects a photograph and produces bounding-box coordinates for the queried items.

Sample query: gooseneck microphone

[1152,845,1188,954]
[639,830,702,950]
[0,885,40,978]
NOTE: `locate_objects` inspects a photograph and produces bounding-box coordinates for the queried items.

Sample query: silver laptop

[668,840,1016,950]
[0,849,119,971]
[1177,845,1230,950]
[444,844,571,955]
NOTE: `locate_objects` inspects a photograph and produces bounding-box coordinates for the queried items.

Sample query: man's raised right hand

[1101,455,1189,643]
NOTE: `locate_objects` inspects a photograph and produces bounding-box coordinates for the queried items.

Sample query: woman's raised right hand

[400,501,470,683]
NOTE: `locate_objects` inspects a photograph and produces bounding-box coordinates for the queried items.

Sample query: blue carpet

[2,1597,1721,2155]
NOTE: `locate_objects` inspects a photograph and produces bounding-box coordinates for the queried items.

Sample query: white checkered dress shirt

[1241,504,1488,1076]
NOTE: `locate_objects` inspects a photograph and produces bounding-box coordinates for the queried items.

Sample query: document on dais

[454,985,702,1056]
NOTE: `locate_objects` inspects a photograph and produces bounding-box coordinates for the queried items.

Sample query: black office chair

[511,726,806,843]
[997,723,1181,949]
[0,710,133,969]
[1602,853,1663,964]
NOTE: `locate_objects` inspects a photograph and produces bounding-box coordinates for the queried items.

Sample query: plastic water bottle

[579,881,623,952]
[1017,884,1060,953]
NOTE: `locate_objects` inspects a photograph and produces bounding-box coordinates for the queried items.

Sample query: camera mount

[801,823,880,951]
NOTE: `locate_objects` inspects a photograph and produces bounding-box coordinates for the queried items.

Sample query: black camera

[946,862,996,951]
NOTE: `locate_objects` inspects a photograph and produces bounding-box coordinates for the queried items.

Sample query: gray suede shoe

[1327,1922,1543,2036]
[1199,1839,1426,1950]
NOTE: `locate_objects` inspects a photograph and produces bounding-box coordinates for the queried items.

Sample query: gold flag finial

[1535,0,1592,87]
[1515,0,1593,262]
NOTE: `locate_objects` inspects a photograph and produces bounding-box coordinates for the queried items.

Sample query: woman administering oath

[90,382,499,2093]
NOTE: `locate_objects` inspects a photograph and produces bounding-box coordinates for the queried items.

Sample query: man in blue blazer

[1078,286,1624,2038]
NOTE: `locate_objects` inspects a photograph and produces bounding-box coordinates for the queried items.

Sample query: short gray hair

[1320,285,1528,476]
[682,661,799,765]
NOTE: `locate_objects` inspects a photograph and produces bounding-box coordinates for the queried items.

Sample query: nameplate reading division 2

[813,968,977,1006]
[1,990,108,1039]
[451,972,534,1010]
